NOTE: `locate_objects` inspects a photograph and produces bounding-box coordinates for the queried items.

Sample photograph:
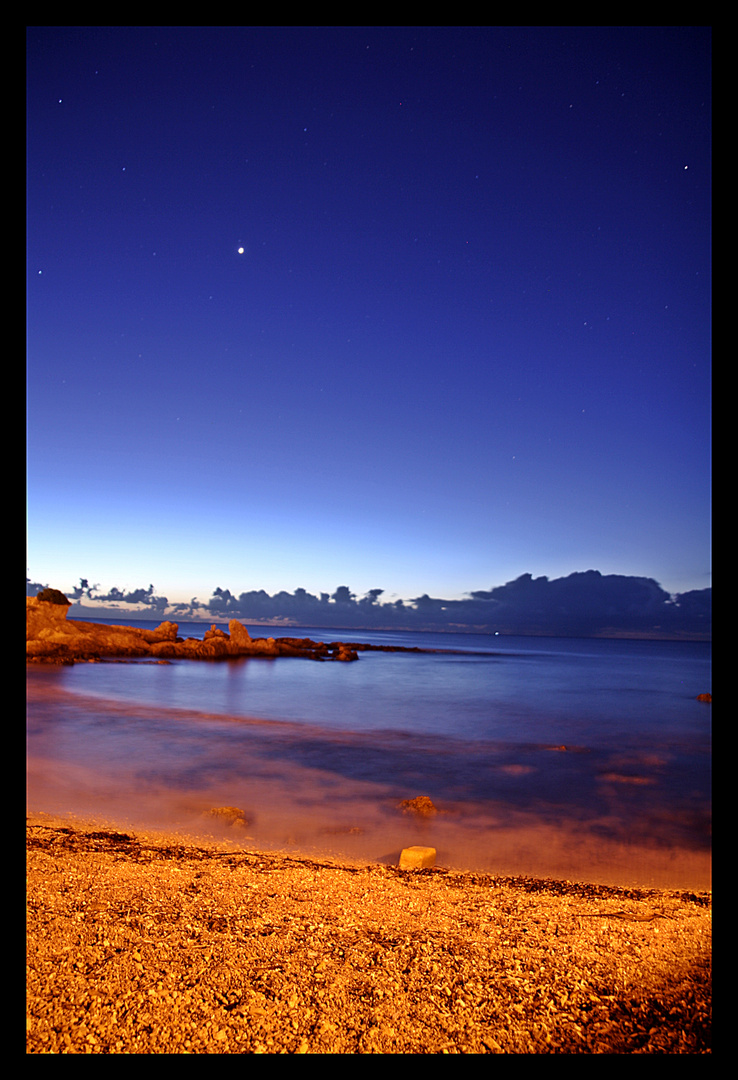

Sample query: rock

[148,640,180,659]
[399,846,437,870]
[194,637,232,658]
[35,588,71,606]
[397,796,438,818]
[334,644,359,662]
[25,639,75,663]
[228,620,252,647]
[139,621,179,643]
[27,591,361,665]
[203,806,250,829]
[26,595,71,638]
[245,637,280,656]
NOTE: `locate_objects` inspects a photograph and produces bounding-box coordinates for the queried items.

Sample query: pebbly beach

[26,593,711,1053]
[26,811,711,1054]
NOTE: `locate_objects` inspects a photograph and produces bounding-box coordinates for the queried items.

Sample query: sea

[26,621,712,890]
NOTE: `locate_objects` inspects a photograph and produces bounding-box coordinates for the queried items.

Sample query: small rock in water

[203,807,249,828]
[397,796,438,817]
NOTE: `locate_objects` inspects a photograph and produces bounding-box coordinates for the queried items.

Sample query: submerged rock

[202,807,250,829]
[397,796,439,818]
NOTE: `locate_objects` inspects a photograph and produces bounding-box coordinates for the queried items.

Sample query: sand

[26,812,711,1054]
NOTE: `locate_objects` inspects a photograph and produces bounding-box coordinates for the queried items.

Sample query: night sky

[26,26,711,610]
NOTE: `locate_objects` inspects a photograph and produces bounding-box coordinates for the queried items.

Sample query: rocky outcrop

[26,595,361,664]
[26,594,72,640]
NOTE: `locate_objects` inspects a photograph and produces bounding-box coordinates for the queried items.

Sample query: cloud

[49,578,170,613]
[466,570,674,634]
[69,578,100,600]
[199,571,710,638]
[28,572,711,638]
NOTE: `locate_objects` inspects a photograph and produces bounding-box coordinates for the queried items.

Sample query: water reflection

[27,656,711,890]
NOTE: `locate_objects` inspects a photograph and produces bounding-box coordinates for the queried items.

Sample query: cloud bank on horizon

[27,570,711,639]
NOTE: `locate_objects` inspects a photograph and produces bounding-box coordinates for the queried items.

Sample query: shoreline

[27,669,711,894]
[27,786,712,895]
[26,809,712,902]
[26,811,711,1054]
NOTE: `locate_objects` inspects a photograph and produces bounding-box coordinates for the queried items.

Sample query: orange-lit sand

[26,812,711,1053]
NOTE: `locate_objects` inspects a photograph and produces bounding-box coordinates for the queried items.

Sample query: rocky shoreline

[26,593,436,665]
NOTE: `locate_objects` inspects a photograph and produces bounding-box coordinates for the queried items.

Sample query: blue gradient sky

[26,26,711,606]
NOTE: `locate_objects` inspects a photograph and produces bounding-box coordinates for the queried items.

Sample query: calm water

[27,623,711,888]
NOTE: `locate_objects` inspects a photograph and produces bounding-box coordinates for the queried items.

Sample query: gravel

[26,813,711,1054]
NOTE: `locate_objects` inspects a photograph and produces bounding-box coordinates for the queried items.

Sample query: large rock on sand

[399,846,437,870]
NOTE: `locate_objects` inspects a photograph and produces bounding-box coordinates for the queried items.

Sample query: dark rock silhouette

[35,587,72,606]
